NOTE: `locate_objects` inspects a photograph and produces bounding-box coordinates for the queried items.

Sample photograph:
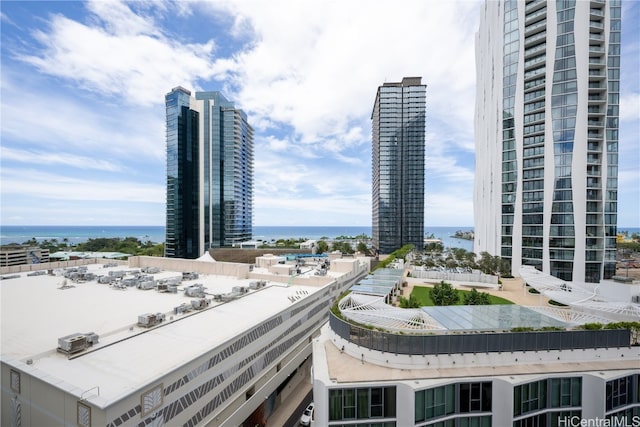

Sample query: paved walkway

[266,374,312,426]
[404,275,550,306]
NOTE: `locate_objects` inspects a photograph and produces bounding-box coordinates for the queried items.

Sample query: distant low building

[0,246,49,267]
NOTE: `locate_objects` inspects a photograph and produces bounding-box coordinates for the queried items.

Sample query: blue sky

[1,0,638,227]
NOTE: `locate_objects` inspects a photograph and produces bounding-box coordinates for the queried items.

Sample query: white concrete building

[474,0,621,283]
[1,255,368,427]
[312,269,640,427]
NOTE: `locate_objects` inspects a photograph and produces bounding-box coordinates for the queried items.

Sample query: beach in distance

[4,225,638,252]
[0,225,494,251]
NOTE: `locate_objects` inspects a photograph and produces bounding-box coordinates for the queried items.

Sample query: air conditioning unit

[184,284,206,298]
[137,313,166,328]
[57,332,99,355]
[632,295,640,304]
[191,298,211,310]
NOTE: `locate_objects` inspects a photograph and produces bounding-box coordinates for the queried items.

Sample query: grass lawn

[410,285,514,306]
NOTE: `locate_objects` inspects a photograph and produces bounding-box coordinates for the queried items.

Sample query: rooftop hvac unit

[57,332,99,355]
[232,286,247,294]
[191,298,211,310]
[174,303,192,315]
[183,272,199,280]
[137,280,156,290]
[137,313,166,328]
[109,270,126,278]
[122,278,137,287]
[160,276,182,286]
[184,284,206,298]
[249,280,267,290]
[157,283,178,293]
[98,275,113,284]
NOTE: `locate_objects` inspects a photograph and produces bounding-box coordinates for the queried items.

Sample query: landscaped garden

[410,283,514,306]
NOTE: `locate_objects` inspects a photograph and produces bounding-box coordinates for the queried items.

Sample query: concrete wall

[128,256,251,278]
[0,258,127,275]
[1,361,107,427]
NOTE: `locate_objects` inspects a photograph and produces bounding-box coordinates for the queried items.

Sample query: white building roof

[0,263,324,408]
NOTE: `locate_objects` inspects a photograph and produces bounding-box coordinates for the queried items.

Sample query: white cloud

[1,69,165,161]
[1,168,164,203]
[15,1,218,106]
[620,93,640,122]
[1,147,124,172]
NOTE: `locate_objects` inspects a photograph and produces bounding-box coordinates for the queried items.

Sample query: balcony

[525,31,546,47]
[524,43,547,59]
[590,21,604,30]
[588,130,603,140]
[588,94,605,102]
[525,20,546,37]
[590,8,604,18]
[525,8,547,25]
[587,119,604,128]
[525,0,546,13]
[587,155,601,165]
[586,165,601,176]
[588,106,604,115]
[589,46,604,53]
[524,55,546,69]
[587,177,601,188]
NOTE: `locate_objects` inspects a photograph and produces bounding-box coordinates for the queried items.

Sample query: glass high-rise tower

[372,77,426,254]
[474,0,620,282]
[165,87,254,258]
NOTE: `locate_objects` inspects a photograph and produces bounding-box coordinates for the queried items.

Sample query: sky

[0,0,638,228]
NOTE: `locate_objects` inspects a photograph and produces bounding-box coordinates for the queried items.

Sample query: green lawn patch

[410,285,514,306]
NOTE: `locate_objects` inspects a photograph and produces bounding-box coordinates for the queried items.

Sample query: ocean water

[3,225,636,250]
[0,225,166,246]
[0,225,483,251]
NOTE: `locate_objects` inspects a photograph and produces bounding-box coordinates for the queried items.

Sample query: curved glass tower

[474,0,620,282]
[165,87,253,258]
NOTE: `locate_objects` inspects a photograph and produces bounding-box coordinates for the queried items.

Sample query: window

[606,375,638,411]
[330,387,396,421]
[141,383,164,417]
[550,377,581,408]
[514,380,547,416]
[10,369,20,394]
[459,382,492,413]
[77,402,92,427]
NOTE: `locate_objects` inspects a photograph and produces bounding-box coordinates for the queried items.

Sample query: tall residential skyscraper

[371,77,426,254]
[165,87,253,258]
[474,0,620,282]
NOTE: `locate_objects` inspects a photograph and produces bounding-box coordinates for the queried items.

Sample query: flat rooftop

[1,262,326,407]
[321,337,640,384]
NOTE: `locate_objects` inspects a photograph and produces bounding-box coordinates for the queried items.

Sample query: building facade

[1,255,369,427]
[312,268,640,427]
[372,77,426,254]
[474,0,620,282]
[165,87,253,259]
[0,246,49,266]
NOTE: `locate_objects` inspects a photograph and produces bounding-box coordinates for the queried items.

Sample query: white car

[299,402,314,426]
